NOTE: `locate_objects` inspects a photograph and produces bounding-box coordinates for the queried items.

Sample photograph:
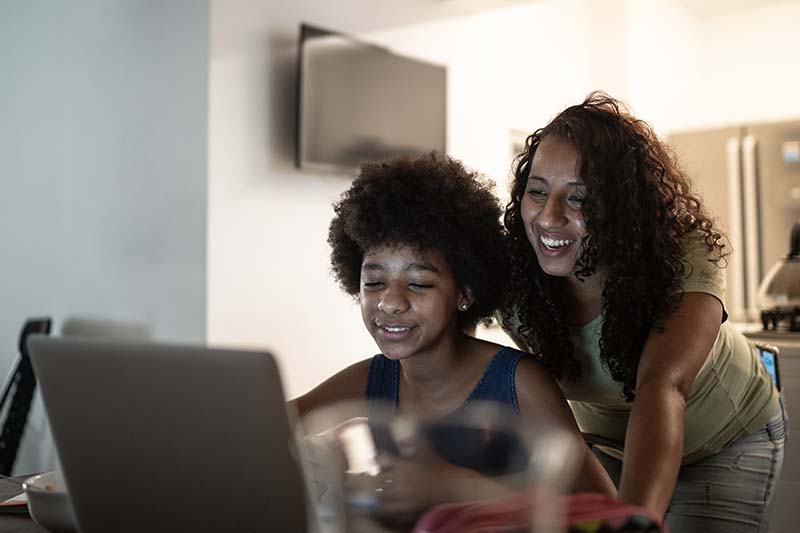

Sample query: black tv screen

[296,24,447,172]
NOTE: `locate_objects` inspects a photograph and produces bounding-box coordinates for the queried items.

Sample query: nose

[377,285,410,314]
[538,195,566,230]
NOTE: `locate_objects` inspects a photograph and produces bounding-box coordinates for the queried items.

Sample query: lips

[537,232,577,254]
[379,324,412,332]
[375,322,416,341]
[540,235,575,249]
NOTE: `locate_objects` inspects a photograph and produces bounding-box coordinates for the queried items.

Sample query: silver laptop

[27,335,308,533]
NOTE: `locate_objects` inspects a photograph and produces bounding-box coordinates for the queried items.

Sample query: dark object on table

[367,404,530,477]
[0,318,51,475]
[423,422,530,477]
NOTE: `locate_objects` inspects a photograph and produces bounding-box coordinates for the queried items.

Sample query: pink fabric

[413,493,665,533]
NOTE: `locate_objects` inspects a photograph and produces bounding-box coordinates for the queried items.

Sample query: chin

[373,340,408,360]
[541,267,572,278]
[381,350,413,361]
[536,258,578,278]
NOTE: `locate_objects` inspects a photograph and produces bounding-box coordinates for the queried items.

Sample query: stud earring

[460,303,468,311]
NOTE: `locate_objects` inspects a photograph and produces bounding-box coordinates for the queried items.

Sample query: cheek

[519,196,535,219]
[519,199,541,229]
[573,213,588,237]
[431,295,459,325]
[359,293,372,321]
[519,200,539,241]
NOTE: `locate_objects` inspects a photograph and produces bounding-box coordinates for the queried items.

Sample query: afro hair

[328,152,510,329]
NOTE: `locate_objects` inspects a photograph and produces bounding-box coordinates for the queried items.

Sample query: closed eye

[526,189,547,199]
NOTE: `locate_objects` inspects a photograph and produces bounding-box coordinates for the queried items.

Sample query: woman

[292,153,615,518]
[502,92,786,531]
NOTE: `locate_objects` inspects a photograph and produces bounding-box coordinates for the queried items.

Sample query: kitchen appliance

[669,120,800,324]
[758,221,800,331]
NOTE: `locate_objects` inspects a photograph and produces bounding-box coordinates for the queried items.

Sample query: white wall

[362,0,598,198]
[629,0,800,132]
[0,0,209,473]
[626,0,701,132]
[692,1,800,127]
[208,1,378,400]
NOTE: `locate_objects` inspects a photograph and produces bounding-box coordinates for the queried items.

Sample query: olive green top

[503,235,779,464]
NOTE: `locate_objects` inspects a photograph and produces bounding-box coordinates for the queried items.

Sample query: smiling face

[360,245,470,361]
[520,134,589,278]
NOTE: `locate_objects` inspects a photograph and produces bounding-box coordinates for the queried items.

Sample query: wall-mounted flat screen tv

[296,24,447,172]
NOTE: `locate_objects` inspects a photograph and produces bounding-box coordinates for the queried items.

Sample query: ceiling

[670,0,796,16]
[330,0,539,33]
[331,0,796,34]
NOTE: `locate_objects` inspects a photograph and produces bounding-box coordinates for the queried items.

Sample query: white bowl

[23,471,78,533]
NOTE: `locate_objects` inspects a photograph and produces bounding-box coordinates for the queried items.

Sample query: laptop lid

[26,335,308,533]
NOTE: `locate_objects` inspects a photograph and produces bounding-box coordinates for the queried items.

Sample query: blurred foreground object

[414,492,664,533]
[297,401,580,533]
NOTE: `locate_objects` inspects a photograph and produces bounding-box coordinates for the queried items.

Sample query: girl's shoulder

[291,358,373,417]
[507,348,578,425]
[506,348,561,394]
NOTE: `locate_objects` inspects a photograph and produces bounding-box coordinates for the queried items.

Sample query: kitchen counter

[731,322,800,356]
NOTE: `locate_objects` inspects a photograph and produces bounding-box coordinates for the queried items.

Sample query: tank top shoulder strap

[366,354,398,403]
[466,347,526,413]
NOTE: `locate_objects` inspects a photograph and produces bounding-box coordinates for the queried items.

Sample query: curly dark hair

[502,92,727,401]
[328,153,509,330]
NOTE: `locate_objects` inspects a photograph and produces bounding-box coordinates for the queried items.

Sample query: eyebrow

[527,175,585,187]
[361,261,441,274]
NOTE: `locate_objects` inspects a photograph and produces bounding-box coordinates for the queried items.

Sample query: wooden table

[0,478,47,533]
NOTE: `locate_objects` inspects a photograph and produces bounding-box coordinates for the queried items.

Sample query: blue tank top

[365,346,529,476]
[365,346,526,414]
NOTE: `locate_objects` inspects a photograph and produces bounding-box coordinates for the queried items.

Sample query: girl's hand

[346,449,519,528]
[345,452,450,526]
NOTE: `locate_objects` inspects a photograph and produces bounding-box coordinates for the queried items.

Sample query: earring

[460,303,468,311]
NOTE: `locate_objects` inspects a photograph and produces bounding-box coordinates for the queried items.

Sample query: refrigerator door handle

[741,134,761,321]
[726,136,746,322]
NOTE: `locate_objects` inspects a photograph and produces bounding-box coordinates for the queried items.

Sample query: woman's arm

[288,358,371,418]
[515,357,617,496]
[619,291,723,518]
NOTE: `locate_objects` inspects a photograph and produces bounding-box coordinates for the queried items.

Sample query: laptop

[26,335,308,533]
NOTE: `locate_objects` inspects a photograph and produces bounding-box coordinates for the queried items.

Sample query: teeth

[383,326,410,332]
[540,236,574,248]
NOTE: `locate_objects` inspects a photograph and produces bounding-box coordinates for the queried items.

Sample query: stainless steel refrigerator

[669,120,800,323]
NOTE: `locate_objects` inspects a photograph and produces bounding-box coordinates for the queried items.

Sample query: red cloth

[413,493,665,533]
